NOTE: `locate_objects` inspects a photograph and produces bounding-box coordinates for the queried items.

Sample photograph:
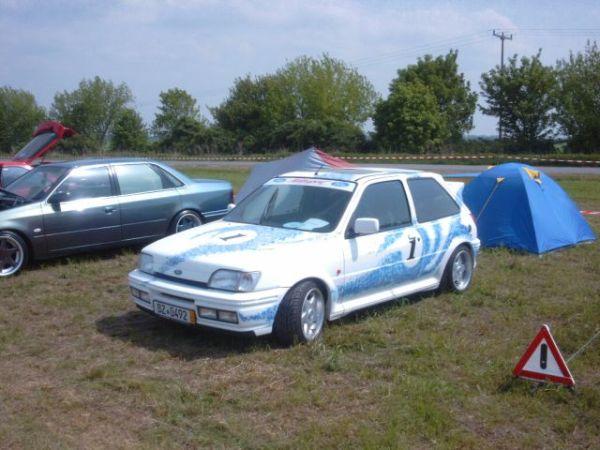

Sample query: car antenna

[314,164,325,176]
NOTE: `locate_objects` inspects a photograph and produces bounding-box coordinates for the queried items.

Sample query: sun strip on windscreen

[266,177,356,192]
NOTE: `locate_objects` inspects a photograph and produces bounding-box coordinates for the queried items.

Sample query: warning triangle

[513,324,575,386]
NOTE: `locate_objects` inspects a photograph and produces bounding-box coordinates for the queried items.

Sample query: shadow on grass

[96,290,438,359]
[28,246,142,271]
[95,309,274,360]
[331,290,438,328]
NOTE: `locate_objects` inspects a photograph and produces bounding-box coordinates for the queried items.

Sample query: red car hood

[0,121,75,167]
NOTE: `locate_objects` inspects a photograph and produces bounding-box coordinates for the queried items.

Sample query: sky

[1,0,599,136]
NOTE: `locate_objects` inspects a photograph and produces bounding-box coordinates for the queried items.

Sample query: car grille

[153,272,209,289]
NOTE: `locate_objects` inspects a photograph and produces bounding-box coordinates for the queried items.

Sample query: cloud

[1,1,597,135]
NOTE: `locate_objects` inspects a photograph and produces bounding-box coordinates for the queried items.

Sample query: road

[168,160,600,176]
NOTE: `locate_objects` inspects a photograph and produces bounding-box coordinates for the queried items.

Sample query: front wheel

[170,210,203,234]
[273,281,326,345]
[0,231,28,277]
[441,244,474,293]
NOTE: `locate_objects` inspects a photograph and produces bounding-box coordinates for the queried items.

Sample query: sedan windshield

[225,178,355,233]
[4,165,69,201]
[13,132,57,161]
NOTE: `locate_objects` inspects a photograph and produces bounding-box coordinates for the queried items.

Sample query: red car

[0,121,75,187]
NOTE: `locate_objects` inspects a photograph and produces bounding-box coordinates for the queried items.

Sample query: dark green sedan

[0,158,232,277]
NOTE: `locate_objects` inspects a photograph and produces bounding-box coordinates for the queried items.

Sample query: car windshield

[4,165,69,201]
[225,178,355,233]
[13,132,57,161]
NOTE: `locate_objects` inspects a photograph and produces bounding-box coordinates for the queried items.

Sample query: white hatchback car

[129,168,480,344]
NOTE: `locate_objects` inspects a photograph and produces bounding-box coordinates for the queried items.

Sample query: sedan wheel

[0,233,26,277]
[172,211,203,234]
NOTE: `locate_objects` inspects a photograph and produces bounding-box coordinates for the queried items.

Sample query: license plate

[153,301,196,324]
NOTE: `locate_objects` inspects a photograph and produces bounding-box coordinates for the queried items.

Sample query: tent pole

[476,179,504,223]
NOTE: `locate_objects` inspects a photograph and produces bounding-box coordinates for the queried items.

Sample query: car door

[406,177,462,278]
[341,180,421,306]
[113,163,182,242]
[41,165,121,254]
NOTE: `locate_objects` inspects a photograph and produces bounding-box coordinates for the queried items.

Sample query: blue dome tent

[462,163,596,254]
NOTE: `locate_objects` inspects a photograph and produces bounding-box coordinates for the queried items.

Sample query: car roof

[43,158,156,169]
[280,167,437,183]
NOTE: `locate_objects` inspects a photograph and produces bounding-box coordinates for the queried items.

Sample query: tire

[273,280,326,346]
[0,231,28,277]
[440,244,474,293]
[170,210,203,234]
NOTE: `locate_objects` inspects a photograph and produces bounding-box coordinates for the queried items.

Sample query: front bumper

[128,269,287,336]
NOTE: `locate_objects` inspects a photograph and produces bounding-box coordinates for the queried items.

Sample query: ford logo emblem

[174,269,182,275]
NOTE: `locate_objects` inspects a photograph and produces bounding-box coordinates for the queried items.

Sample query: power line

[350,31,489,65]
[353,35,490,68]
[348,27,600,69]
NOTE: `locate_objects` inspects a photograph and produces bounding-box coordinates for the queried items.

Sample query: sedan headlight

[138,253,154,274]
[208,269,260,292]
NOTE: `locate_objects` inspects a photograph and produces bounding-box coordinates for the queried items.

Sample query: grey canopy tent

[235,147,353,202]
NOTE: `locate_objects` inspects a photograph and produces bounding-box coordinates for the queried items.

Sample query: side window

[150,164,183,189]
[351,181,411,234]
[408,178,460,223]
[59,167,112,200]
[1,167,29,186]
[114,164,167,195]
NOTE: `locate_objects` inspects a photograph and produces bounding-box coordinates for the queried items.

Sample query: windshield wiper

[0,188,27,201]
[259,190,279,225]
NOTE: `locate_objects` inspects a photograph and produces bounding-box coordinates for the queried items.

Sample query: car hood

[8,121,75,163]
[145,220,332,285]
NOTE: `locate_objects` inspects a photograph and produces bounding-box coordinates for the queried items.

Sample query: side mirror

[353,217,380,236]
[48,191,70,206]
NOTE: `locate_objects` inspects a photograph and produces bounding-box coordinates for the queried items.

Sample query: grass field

[1,169,599,449]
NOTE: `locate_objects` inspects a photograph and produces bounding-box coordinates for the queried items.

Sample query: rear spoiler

[443,173,480,179]
[33,121,75,139]
[444,180,465,202]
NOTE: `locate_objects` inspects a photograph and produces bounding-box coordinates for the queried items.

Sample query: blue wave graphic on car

[238,304,279,322]
[158,224,320,273]
[340,217,470,299]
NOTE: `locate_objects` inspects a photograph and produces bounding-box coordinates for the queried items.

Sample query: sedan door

[41,165,121,255]
[341,180,421,307]
[112,163,182,243]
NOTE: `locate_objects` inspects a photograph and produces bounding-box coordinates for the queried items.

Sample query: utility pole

[492,29,513,139]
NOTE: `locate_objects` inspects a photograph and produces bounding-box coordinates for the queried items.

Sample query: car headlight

[208,269,260,292]
[138,253,154,274]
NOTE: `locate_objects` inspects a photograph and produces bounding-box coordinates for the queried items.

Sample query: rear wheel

[0,231,28,277]
[170,210,203,234]
[273,280,326,345]
[441,245,473,293]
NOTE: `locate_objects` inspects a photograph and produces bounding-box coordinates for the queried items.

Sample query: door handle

[104,206,117,214]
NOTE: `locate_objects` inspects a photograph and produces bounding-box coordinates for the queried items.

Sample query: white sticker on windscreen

[266,177,356,192]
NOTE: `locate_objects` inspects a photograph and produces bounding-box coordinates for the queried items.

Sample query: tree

[111,108,149,152]
[159,117,234,155]
[0,87,46,151]
[554,41,600,153]
[480,52,556,151]
[50,76,133,150]
[373,81,450,153]
[391,50,477,142]
[152,88,202,140]
[210,75,283,153]
[211,54,377,152]
[278,55,377,126]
